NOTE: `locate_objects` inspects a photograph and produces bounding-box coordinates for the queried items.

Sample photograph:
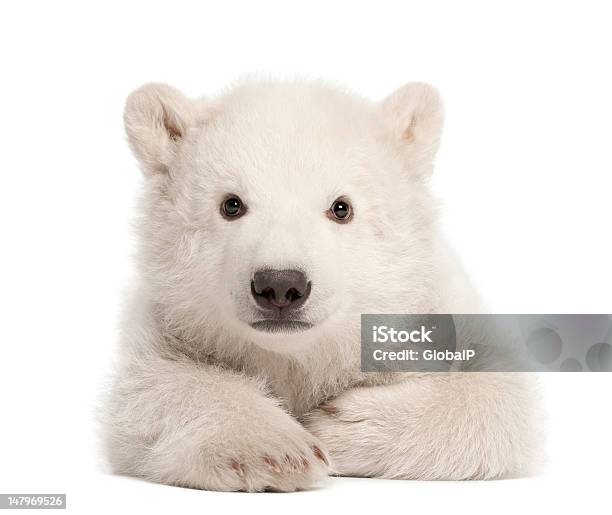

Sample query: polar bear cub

[105,79,539,491]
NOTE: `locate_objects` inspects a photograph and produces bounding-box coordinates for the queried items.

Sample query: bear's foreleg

[105,355,329,491]
[303,373,540,480]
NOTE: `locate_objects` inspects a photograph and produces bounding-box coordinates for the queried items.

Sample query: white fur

[104,78,540,491]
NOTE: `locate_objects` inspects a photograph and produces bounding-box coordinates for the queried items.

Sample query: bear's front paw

[223,443,329,492]
[200,412,330,492]
[301,389,387,477]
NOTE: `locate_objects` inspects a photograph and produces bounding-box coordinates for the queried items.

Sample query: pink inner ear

[165,118,183,142]
[383,83,443,149]
[403,116,418,143]
[161,105,184,142]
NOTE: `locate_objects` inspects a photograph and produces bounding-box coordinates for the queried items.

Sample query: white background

[1,1,610,513]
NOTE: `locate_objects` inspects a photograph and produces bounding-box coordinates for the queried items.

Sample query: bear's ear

[381,83,444,174]
[124,83,197,175]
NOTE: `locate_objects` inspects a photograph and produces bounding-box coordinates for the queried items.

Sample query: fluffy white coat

[105,79,539,491]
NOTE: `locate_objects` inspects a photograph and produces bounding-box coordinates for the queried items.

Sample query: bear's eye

[327,198,353,224]
[221,195,246,220]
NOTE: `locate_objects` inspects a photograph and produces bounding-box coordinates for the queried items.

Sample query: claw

[230,459,245,478]
[284,454,307,472]
[319,403,338,415]
[312,445,329,465]
[263,456,282,474]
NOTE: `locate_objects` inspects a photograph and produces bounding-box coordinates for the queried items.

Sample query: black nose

[251,269,311,311]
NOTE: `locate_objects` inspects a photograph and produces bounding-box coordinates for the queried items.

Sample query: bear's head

[125,80,444,353]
